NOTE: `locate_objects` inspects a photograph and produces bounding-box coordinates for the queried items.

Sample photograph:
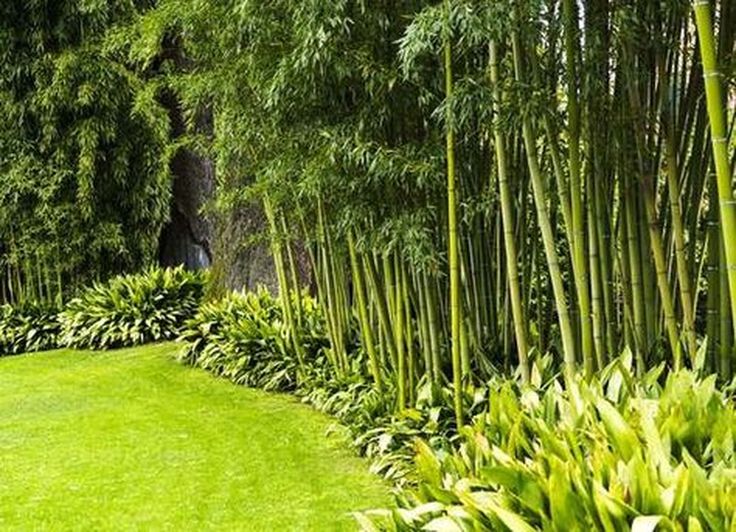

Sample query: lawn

[0,343,391,531]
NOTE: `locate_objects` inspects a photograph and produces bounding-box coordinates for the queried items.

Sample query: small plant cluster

[0,302,61,356]
[179,289,472,482]
[59,267,206,349]
[0,267,206,355]
[179,290,422,476]
[360,360,736,531]
[179,288,329,391]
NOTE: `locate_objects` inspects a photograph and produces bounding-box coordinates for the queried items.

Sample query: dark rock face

[155,103,278,291]
[159,148,214,271]
[155,39,216,273]
[158,141,279,292]
[154,39,278,291]
[209,202,279,294]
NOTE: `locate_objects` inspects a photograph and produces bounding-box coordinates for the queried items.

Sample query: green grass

[0,343,391,531]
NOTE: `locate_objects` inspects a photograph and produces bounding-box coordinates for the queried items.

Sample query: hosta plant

[59,267,206,349]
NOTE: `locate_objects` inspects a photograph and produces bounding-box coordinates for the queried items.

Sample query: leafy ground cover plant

[179,289,458,481]
[0,302,60,355]
[360,357,736,531]
[178,290,563,487]
[59,267,205,349]
[179,288,330,391]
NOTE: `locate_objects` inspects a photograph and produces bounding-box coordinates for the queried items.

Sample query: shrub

[0,302,61,355]
[179,288,329,391]
[360,361,736,531]
[59,266,206,349]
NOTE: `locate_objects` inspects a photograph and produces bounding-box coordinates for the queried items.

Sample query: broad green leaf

[422,516,465,532]
[596,399,639,461]
[353,512,383,532]
[631,515,665,532]
[415,440,442,486]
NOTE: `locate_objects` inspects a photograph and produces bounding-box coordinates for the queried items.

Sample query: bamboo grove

[101,0,736,405]
[0,0,174,299]
[186,0,735,425]
[3,0,736,424]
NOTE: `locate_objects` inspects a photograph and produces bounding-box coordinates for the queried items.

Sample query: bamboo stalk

[512,28,577,382]
[443,0,464,426]
[489,41,530,384]
[693,0,736,341]
[347,231,383,389]
[562,0,594,377]
[263,195,307,377]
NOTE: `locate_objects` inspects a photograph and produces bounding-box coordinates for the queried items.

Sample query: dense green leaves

[0,0,172,289]
[59,267,205,349]
[0,267,204,353]
[362,361,736,530]
[179,288,329,391]
[0,302,60,355]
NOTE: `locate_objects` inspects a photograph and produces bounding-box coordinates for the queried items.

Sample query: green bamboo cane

[587,173,606,371]
[693,0,736,340]
[347,231,383,389]
[263,195,307,377]
[423,271,442,383]
[562,0,594,377]
[624,182,647,371]
[443,0,464,425]
[34,250,44,304]
[659,52,698,360]
[332,248,351,371]
[363,254,398,368]
[706,233,720,374]
[401,260,416,403]
[511,29,577,382]
[415,270,434,381]
[394,253,406,410]
[0,265,6,304]
[5,263,12,305]
[280,214,303,330]
[663,131,698,360]
[641,177,683,369]
[720,238,734,379]
[316,200,345,375]
[707,177,722,375]
[638,196,657,351]
[55,259,63,306]
[489,41,530,384]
